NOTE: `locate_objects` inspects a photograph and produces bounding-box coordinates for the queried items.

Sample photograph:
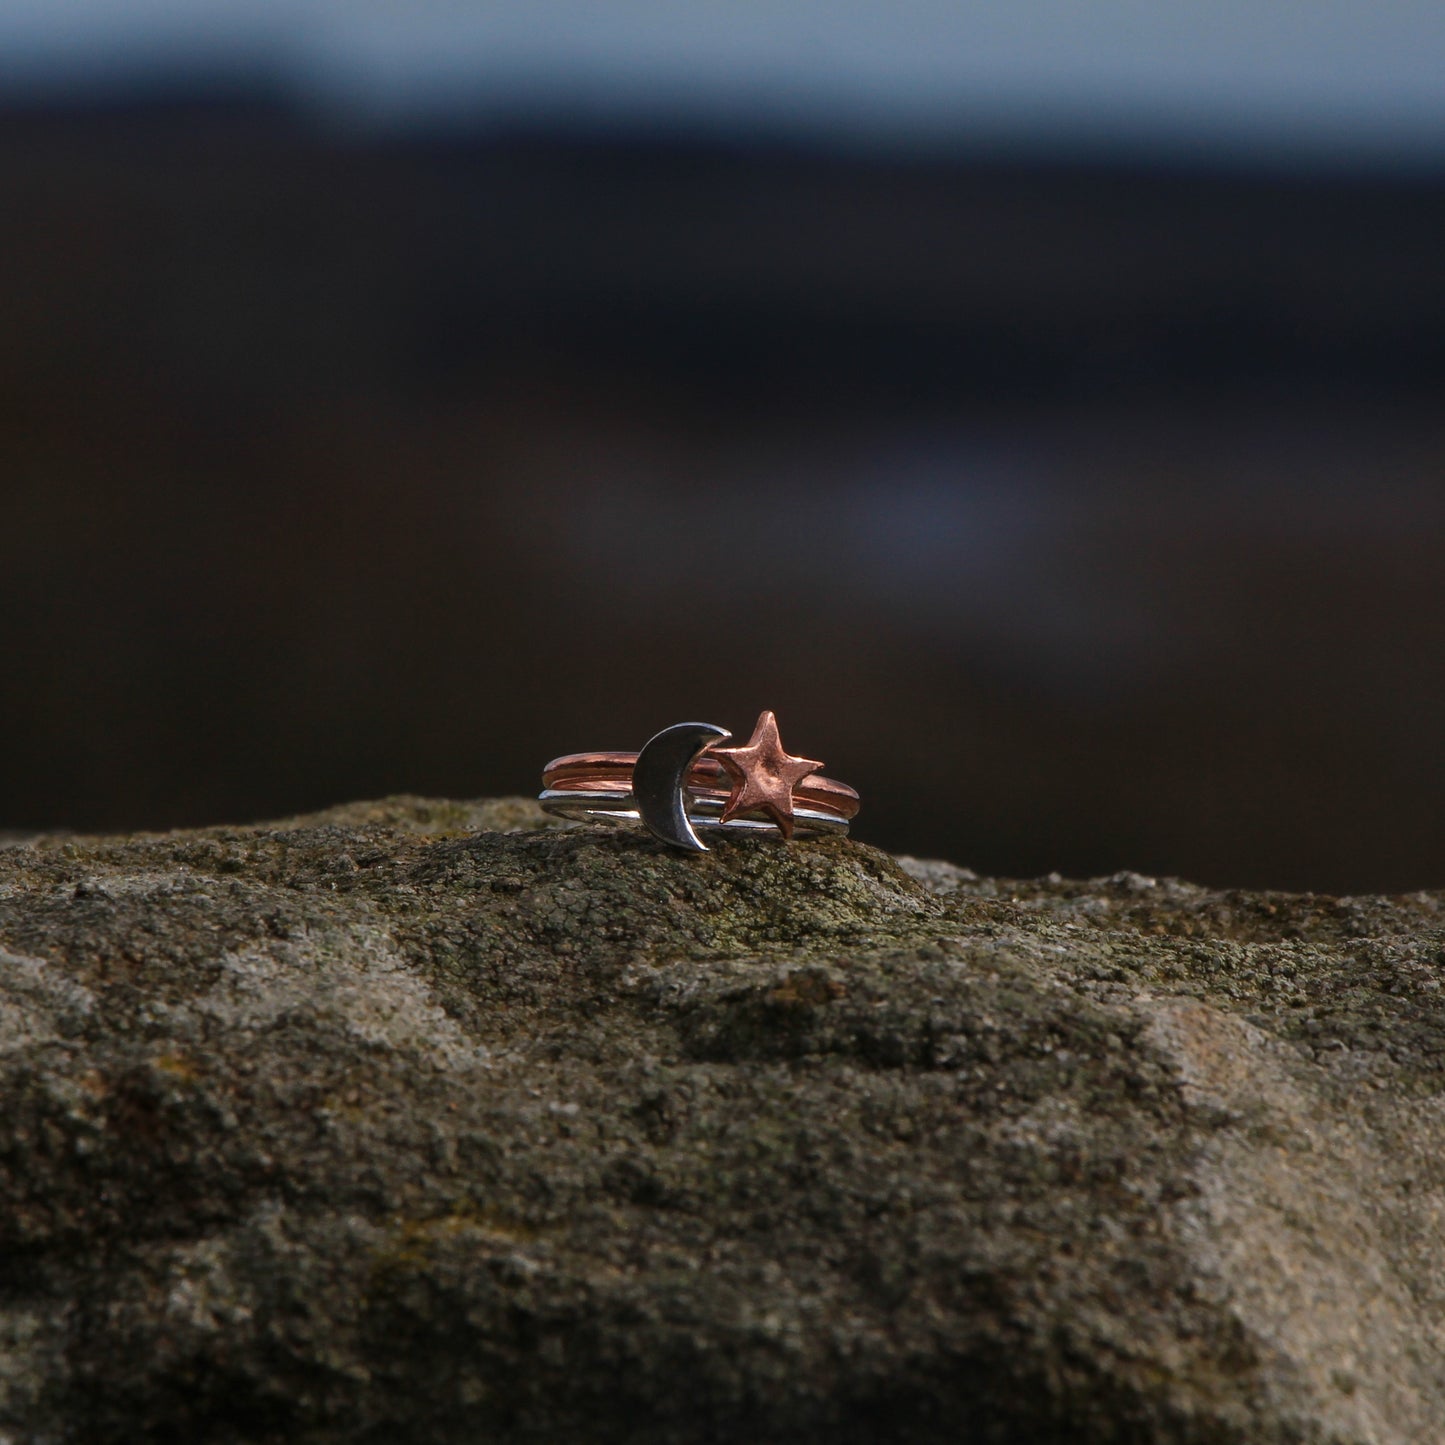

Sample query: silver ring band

[538,789,851,837]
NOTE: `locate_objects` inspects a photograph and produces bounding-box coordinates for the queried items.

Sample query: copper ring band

[542,751,860,821]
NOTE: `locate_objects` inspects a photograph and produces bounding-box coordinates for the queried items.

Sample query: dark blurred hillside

[5,99,1445,402]
[3,95,1445,891]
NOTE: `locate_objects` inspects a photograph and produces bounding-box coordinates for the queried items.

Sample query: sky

[2,0,1445,164]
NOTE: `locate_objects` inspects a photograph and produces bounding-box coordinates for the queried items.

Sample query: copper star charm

[709,711,824,840]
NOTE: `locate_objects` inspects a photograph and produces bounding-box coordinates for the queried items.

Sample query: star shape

[708,711,823,840]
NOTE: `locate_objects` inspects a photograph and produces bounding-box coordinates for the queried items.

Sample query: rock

[0,798,1443,1442]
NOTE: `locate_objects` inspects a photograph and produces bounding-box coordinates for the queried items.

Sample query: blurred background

[2,2,1445,891]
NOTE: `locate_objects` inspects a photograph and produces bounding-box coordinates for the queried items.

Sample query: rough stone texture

[1,798,1444,1443]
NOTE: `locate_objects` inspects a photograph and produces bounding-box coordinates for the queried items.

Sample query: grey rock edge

[2,798,1444,1444]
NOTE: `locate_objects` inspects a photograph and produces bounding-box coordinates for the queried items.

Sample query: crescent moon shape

[633,721,732,852]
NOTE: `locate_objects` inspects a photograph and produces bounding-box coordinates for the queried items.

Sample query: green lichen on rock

[0,798,1443,1441]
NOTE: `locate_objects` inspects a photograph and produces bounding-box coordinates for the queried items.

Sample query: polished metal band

[541,752,859,818]
[537,788,851,837]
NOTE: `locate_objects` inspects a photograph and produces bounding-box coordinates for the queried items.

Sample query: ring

[539,711,859,852]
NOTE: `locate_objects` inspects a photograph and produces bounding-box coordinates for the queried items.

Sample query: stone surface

[0,799,1444,1442]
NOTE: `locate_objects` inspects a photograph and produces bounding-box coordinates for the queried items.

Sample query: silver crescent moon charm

[633,721,731,851]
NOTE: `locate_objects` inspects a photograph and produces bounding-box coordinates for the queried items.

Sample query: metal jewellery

[539,711,859,851]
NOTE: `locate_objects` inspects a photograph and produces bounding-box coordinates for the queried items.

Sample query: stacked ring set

[540,711,859,852]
